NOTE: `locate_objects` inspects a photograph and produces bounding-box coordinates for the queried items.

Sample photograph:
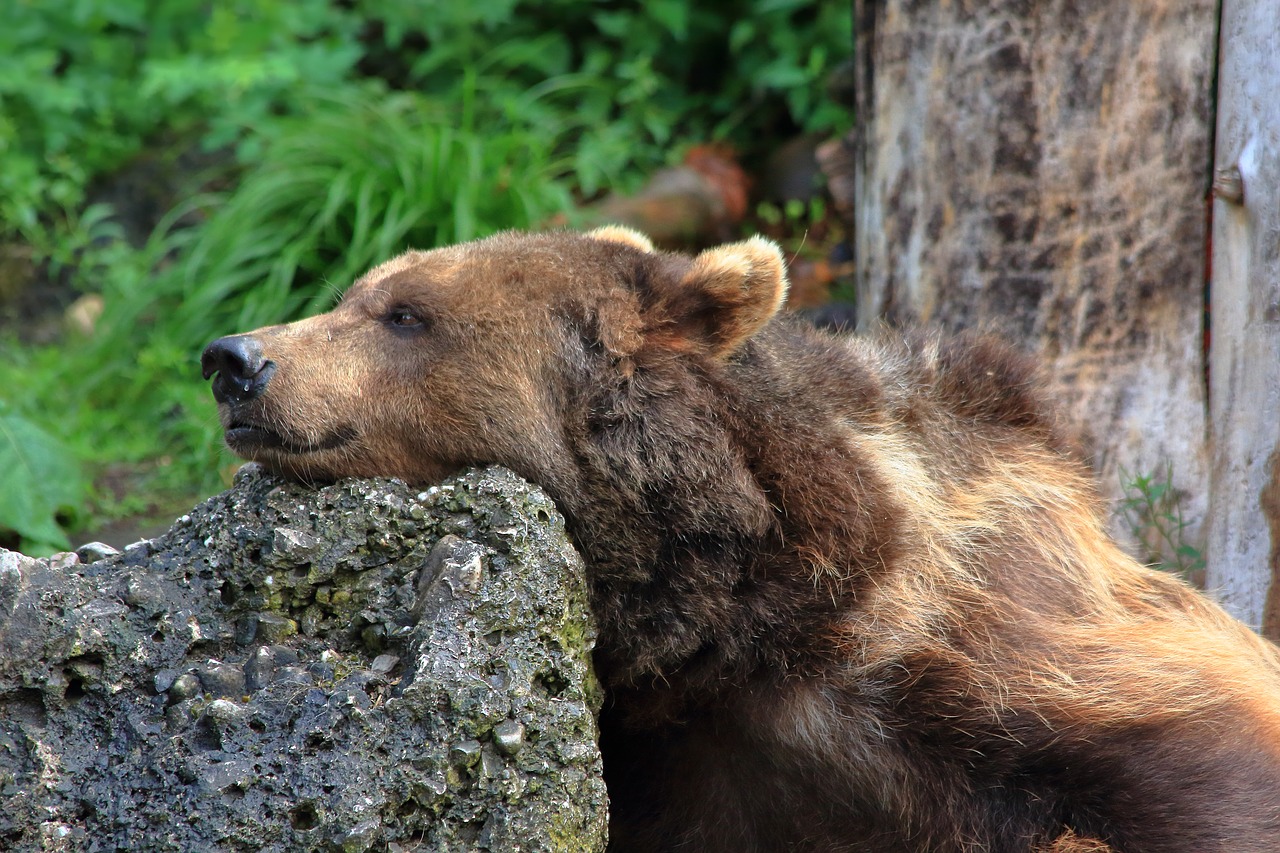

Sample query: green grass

[0,85,577,553]
[1118,464,1206,578]
[0,1,851,553]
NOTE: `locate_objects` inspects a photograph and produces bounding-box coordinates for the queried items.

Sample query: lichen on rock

[0,465,607,852]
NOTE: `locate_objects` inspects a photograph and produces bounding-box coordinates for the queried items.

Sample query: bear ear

[671,236,789,358]
[586,225,655,253]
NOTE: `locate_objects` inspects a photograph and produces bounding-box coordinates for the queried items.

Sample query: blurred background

[0,0,855,554]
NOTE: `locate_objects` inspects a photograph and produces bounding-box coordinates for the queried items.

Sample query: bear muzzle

[202,334,276,405]
[203,333,358,459]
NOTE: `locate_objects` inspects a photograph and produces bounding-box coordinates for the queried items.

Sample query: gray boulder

[0,465,607,852]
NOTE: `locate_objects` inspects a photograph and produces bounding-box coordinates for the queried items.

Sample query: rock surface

[0,465,607,852]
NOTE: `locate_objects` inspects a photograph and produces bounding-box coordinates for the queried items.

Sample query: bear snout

[202,335,277,405]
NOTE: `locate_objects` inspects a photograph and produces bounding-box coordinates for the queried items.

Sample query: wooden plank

[1206,0,1280,634]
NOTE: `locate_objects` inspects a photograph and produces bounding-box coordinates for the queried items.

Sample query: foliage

[0,0,362,248]
[0,0,850,552]
[0,403,85,553]
[2,85,577,543]
[1118,465,1206,578]
[92,84,575,361]
[1,0,849,249]
[388,0,852,188]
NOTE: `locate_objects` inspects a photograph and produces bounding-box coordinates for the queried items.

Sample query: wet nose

[201,335,276,404]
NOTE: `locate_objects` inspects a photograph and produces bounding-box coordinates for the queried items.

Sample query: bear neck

[541,325,899,702]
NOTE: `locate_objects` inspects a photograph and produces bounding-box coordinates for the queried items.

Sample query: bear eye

[384,307,427,330]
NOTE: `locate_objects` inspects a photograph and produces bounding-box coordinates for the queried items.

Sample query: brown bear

[202,227,1280,852]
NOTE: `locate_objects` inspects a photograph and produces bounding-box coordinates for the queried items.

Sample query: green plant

[91,84,575,354]
[0,0,362,249]
[381,0,852,180]
[0,83,579,552]
[1118,464,1206,578]
[0,402,85,552]
[0,1,852,552]
[754,197,828,235]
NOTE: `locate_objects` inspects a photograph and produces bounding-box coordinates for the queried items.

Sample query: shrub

[0,0,362,248]
[0,0,851,551]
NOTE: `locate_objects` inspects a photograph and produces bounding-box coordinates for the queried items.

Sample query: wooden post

[852,1,1217,557]
[1206,0,1280,635]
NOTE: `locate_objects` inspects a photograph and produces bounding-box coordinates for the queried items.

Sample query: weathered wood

[852,0,1216,555]
[1206,0,1280,634]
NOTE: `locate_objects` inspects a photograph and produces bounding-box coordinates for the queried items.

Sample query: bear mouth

[225,420,355,456]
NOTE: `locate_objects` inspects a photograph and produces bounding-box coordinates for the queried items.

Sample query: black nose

[202,335,276,404]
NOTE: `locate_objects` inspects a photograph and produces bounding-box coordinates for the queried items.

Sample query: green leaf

[0,407,84,553]
[646,0,689,41]
[729,21,756,54]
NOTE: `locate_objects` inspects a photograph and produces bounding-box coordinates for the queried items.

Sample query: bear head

[200,227,789,492]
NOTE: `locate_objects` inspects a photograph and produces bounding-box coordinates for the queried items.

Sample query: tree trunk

[852,0,1216,560]
[1206,0,1280,635]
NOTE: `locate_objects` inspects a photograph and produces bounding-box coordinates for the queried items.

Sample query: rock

[577,146,749,247]
[74,540,119,560]
[493,720,526,757]
[0,466,607,852]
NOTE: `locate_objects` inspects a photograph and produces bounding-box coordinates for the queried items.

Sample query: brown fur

[203,229,1280,852]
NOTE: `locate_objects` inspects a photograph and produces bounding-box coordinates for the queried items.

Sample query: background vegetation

[0,0,851,553]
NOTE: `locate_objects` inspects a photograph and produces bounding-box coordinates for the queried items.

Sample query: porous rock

[0,465,607,852]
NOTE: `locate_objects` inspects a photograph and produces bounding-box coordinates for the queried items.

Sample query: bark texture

[852,0,1216,550]
[1206,0,1280,634]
